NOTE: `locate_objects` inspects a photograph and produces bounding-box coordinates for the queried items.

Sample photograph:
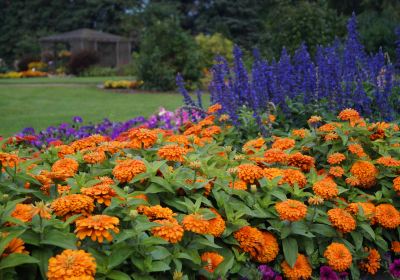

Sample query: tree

[0,0,142,65]
[260,1,346,58]
[136,19,202,90]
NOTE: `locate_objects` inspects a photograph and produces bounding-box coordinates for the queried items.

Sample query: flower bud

[129,209,138,219]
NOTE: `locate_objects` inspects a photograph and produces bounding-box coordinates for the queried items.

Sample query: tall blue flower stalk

[180,13,399,127]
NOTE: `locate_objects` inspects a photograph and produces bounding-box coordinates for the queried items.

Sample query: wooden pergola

[39,28,132,67]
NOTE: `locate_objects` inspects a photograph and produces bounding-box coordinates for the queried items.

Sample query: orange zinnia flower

[308,115,322,124]
[345,176,360,187]
[281,254,312,280]
[393,177,400,192]
[75,215,119,243]
[346,202,375,221]
[207,103,222,114]
[308,196,324,205]
[312,177,339,199]
[201,252,224,273]
[198,115,215,127]
[359,247,380,275]
[0,152,19,168]
[166,135,190,147]
[137,205,176,221]
[157,145,188,162]
[126,128,158,149]
[182,213,209,234]
[112,159,146,183]
[219,114,230,122]
[98,141,123,154]
[31,201,52,220]
[350,161,378,189]
[254,231,279,263]
[327,153,346,165]
[324,242,352,272]
[338,108,361,122]
[291,128,309,139]
[348,143,367,158]
[81,181,117,206]
[318,123,340,133]
[47,249,96,280]
[243,138,265,154]
[328,208,356,233]
[229,180,247,191]
[11,203,34,223]
[237,164,264,184]
[392,241,400,253]
[151,218,184,243]
[51,194,94,219]
[208,209,226,237]
[275,200,307,222]
[375,204,400,229]
[264,148,288,164]
[281,169,307,188]
[201,125,222,138]
[329,166,344,177]
[234,226,278,263]
[1,236,28,258]
[272,137,295,150]
[51,158,79,180]
[263,168,284,181]
[57,145,75,158]
[287,152,315,172]
[376,156,400,167]
[83,149,106,164]
[183,125,202,136]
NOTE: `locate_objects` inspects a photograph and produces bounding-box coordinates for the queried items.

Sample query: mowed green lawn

[0,77,188,136]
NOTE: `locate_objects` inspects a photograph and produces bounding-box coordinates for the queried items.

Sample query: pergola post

[116,41,120,67]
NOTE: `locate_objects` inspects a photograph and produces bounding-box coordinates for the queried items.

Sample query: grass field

[0,77,188,136]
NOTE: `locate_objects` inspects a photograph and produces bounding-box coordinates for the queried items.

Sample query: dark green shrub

[67,50,99,75]
[17,55,40,71]
[136,19,202,91]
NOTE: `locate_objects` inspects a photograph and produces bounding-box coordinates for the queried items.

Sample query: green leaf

[40,229,77,249]
[282,237,298,268]
[359,223,375,240]
[32,248,53,279]
[302,237,315,255]
[270,189,287,201]
[107,270,132,280]
[350,231,363,250]
[149,177,174,193]
[291,222,315,237]
[150,246,171,260]
[147,260,170,272]
[108,246,134,270]
[192,235,221,249]
[214,252,234,276]
[350,263,360,280]
[141,236,169,246]
[177,250,201,265]
[0,253,39,269]
[310,224,337,237]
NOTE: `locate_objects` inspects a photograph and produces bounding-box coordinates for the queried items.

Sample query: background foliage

[1,0,400,65]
